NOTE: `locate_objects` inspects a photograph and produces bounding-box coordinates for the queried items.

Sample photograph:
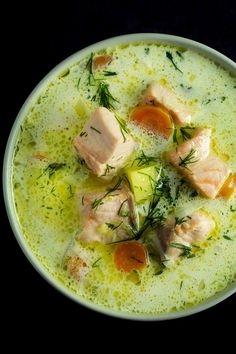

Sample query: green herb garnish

[38,162,66,179]
[92,81,118,110]
[79,131,88,137]
[115,114,128,142]
[92,257,102,268]
[173,126,195,145]
[166,51,183,73]
[144,47,150,55]
[92,177,123,210]
[176,51,184,59]
[118,199,128,216]
[132,150,158,167]
[169,242,194,258]
[179,149,199,170]
[103,71,117,76]
[86,52,94,85]
[223,234,232,240]
[102,164,115,176]
[230,206,236,212]
[106,221,123,230]
[90,126,101,134]
[175,216,191,226]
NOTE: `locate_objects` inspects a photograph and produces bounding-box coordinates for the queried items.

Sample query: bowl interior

[3,33,236,320]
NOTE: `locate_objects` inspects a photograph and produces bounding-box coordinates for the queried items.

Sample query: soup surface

[12,42,236,314]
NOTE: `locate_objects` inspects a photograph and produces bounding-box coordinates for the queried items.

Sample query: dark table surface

[2,0,235,336]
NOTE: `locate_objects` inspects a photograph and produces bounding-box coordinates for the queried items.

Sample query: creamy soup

[12,42,236,314]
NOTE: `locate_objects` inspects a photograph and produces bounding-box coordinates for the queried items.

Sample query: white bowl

[3,33,236,320]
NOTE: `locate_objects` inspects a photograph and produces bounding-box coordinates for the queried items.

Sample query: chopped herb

[77,156,85,165]
[79,131,88,137]
[102,164,115,176]
[133,195,166,240]
[223,234,232,240]
[176,51,184,59]
[118,199,128,216]
[77,77,81,90]
[106,221,123,230]
[180,83,192,90]
[132,150,158,167]
[179,149,199,170]
[169,242,194,258]
[130,255,143,264]
[230,206,236,212]
[82,196,84,206]
[152,170,172,202]
[59,69,70,78]
[103,70,117,76]
[115,114,128,142]
[46,206,53,209]
[86,52,94,85]
[175,216,191,226]
[207,236,212,240]
[92,81,118,109]
[180,280,183,289]
[91,177,123,210]
[221,96,226,102]
[90,126,101,134]
[166,51,183,73]
[154,270,163,276]
[190,190,198,198]
[92,257,102,268]
[38,162,66,179]
[67,185,74,199]
[173,126,195,145]
[144,47,150,55]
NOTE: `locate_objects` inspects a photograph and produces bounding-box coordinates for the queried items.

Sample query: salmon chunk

[142,82,191,125]
[167,128,231,199]
[74,107,135,178]
[77,184,138,244]
[157,211,215,263]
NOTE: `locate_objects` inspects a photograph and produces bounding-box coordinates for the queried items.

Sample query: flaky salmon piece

[167,128,231,199]
[77,184,138,244]
[142,82,191,125]
[74,107,135,178]
[156,211,215,263]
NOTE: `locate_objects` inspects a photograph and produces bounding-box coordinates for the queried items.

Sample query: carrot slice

[130,105,173,139]
[114,241,149,272]
[92,54,113,70]
[219,173,236,199]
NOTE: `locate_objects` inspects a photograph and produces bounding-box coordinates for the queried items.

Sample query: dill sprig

[92,257,102,268]
[132,150,158,167]
[92,81,118,110]
[169,242,194,258]
[173,126,195,145]
[90,126,101,134]
[37,162,66,179]
[91,177,123,210]
[102,164,115,176]
[103,71,117,76]
[166,51,183,73]
[86,52,95,85]
[115,114,128,142]
[179,149,199,170]
[175,215,191,226]
[133,195,165,240]
[106,221,123,230]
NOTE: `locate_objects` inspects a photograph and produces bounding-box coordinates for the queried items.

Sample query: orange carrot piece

[130,105,173,139]
[114,241,149,272]
[219,173,236,199]
[92,54,113,70]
